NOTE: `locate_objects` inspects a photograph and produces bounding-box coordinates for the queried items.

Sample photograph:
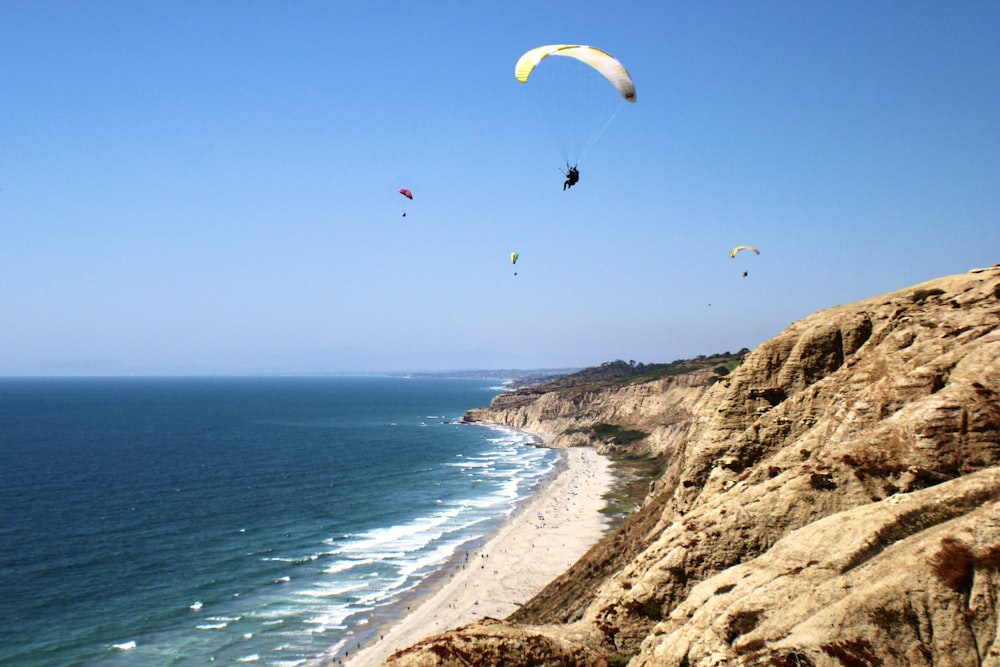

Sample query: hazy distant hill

[402,368,578,385]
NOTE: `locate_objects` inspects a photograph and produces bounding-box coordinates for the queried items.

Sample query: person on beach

[563,165,579,190]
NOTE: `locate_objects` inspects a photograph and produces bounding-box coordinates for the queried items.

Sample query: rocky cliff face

[384,266,1000,667]
[463,364,715,455]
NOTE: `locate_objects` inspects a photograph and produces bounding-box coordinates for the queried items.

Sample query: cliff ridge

[385,266,1000,666]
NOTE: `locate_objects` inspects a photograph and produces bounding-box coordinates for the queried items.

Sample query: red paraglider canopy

[399,189,413,200]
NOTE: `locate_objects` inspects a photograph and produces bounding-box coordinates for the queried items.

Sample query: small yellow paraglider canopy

[729,245,760,258]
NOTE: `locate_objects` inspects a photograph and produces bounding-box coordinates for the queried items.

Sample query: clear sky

[2,2,997,375]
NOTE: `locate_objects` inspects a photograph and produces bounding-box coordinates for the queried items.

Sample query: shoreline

[323,430,615,667]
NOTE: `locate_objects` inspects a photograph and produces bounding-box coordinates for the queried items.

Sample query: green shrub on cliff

[566,422,649,447]
[591,422,649,446]
[603,452,664,521]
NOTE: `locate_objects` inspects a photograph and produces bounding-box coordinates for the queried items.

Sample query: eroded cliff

[384,266,1000,667]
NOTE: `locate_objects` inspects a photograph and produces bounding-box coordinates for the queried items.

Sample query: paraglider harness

[562,165,579,190]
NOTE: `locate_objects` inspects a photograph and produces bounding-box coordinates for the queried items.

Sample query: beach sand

[331,440,615,667]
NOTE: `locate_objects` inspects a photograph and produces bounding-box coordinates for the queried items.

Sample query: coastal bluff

[383,266,1000,667]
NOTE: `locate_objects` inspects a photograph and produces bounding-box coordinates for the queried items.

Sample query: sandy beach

[330,439,615,667]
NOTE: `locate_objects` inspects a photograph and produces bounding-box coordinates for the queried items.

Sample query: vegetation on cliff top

[509,349,750,392]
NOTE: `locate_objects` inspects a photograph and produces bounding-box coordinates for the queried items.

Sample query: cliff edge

[385,266,1000,667]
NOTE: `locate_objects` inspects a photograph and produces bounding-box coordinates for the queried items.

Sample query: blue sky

[2,1,997,375]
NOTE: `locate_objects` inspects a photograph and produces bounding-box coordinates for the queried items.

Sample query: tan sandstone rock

[384,266,1000,666]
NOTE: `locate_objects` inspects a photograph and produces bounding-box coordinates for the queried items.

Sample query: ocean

[0,376,558,667]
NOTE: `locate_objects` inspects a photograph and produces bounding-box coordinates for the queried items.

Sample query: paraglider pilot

[563,165,579,190]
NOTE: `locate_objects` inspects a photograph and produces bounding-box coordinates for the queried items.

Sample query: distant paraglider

[730,245,760,278]
[399,189,412,217]
[511,252,519,276]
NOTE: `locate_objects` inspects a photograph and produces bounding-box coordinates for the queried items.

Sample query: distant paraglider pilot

[399,188,413,217]
[730,245,759,279]
[563,165,579,190]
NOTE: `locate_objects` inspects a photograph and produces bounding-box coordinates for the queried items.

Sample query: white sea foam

[332,511,461,558]
[393,538,465,579]
[262,553,320,563]
[447,460,491,469]
[303,604,360,630]
[354,574,411,607]
[324,638,351,660]
[236,655,260,663]
[337,524,428,553]
[297,580,369,598]
[111,640,136,651]
[322,557,376,574]
[249,427,549,661]
[464,478,521,509]
[197,622,228,630]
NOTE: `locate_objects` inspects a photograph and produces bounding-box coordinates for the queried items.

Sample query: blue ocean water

[0,377,557,667]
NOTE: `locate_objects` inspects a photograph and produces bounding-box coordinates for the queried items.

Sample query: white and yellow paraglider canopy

[729,245,760,258]
[515,45,636,102]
